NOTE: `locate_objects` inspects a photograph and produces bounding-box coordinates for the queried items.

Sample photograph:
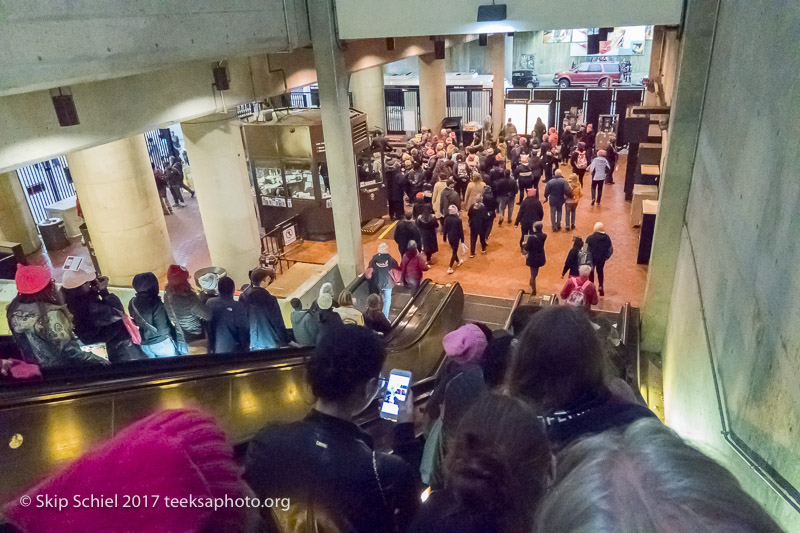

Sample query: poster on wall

[543,29,571,43]
[569,26,646,56]
[520,54,536,69]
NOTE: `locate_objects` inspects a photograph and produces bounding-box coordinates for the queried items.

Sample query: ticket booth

[241,108,385,241]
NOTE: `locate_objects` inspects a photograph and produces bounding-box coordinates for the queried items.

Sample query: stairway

[462,293,516,331]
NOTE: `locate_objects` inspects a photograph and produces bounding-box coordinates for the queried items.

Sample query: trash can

[38,218,70,252]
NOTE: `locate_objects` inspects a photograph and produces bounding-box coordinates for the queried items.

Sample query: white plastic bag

[457,242,469,261]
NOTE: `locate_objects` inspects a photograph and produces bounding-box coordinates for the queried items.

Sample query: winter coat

[493,174,519,200]
[482,187,498,217]
[514,163,535,189]
[246,287,289,350]
[439,188,461,216]
[431,181,448,218]
[524,231,547,268]
[394,220,421,255]
[128,293,175,346]
[290,309,320,346]
[586,232,614,263]
[515,196,544,228]
[563,247,581,277]
[443,214,465,247]
[529,155,544,178]
[565,175,583,206]
[589,156,611,182]
[364,309,392,334]
[164,288,210,345]
[400,249,427,288]
[6,299,107,368]
[205,295,250,354]
[463,179,486,213]
[467,203,492,237]
[416,215,439,255]
[544,177,573,206]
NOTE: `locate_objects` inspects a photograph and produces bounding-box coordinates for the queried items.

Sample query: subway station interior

[0,1,798,531]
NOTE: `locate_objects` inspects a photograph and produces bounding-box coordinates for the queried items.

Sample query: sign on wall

[520,54,536,69]
[569,26,647,56]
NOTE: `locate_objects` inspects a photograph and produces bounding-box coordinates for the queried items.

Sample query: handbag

[122,313,142,345]
[389,268,402,285]
[457,241,469,261]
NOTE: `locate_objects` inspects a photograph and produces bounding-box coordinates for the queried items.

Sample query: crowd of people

[2,308,783,532]
[3,260,400,370]
[382,119,617,298]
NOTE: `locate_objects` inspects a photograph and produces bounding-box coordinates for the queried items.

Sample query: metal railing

[261,214,303,275]
[16,156,75,224]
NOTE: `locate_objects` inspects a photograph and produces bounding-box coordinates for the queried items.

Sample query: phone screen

[380,370,411,421]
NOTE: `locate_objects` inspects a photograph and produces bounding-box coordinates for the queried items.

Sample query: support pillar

[504,34,514,94]
[489,34,506,139]
[181,119,262,286]
[67,136,173,285]
[350,65,386,132]
[0,171,41,255]
[308,0,364,283]
[418,53,446,133]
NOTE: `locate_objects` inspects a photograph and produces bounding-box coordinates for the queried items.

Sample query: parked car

[512,69,540,88]
[553,62,621,88]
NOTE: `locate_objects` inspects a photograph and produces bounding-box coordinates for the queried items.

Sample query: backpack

[457,162,468,179]
[578,244,593,268]
[565,278,592,308]
[576,151,588,169]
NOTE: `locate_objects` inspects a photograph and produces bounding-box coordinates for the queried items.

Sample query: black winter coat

[586,232,613,263]
[493,175,518,199]
[416,215,439,255]
[443,214,464,246]
[467,204,492,235]
[524,231,547,268]
[394,220,421,253]
[515,196,544,227]
[206,296,250,354]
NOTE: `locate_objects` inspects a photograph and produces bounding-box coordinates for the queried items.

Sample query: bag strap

[129,299,159,335]
[581,280,592,290]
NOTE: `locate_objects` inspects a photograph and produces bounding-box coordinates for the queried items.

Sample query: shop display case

[242,108,385,241]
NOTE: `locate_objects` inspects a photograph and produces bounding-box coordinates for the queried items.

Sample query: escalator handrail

[502,289,526,331]
[346,275,432,331]
[385,282,462,353]
[0,281,457,408]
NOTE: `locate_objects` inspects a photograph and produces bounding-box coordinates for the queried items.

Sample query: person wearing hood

[532,117,546,143]
[6,265,108,368]
[400,240,427,289]
[385,157,405,220]
[467,195,492,257]
[290,298,319,346]
[416,203,439,265]
[604,144,617,184]
[564,172,583,231]
[523,221,547,295]
[424,323,490,487]
[245,268,289,351]
[543,169,573,232]
[367,243,400,318]
[586,222,614,296]
[589,150,611,205]
[562,236,585,278]
[570,141,590,187]
[164,265,210,354]
[443,204,465,274]
[439,178,461,222]
[481,184,499,241]
[314,292,344,340]
[394,212,421,257]
[515,188,544,253]
[60,268,146,363]
[128,272,179,358]
[561,125,574,161]
[493,168,518,226]
[205,276,249,354]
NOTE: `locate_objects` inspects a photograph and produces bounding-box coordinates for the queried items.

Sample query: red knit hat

[3,409,248,532]
[14,264,51,295]
[167,264,190,290]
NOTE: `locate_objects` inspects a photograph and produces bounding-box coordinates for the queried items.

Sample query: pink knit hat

[443,324,489,364]
[448,204,459,215]
[3,409,248,532]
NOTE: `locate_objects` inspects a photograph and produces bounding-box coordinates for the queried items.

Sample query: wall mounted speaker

[434,40,445,60]
[478,34,488,46]
[213,65,230,90]
[50,88,79,127]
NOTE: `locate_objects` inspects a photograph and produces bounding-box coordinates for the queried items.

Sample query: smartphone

[380,369,412,422]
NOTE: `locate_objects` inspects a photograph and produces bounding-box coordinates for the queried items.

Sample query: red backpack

[575,151,588,170]
[565,278,592,308]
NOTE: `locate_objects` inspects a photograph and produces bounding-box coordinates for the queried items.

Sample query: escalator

[0,277,464,504]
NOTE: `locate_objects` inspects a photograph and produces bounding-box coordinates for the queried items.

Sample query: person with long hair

[416,204,439,266]
[163,265,210,354]
[410,395,553,533]
[6,265,107,368]
[363,293,392,334]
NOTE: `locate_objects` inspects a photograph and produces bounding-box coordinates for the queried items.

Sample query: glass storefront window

[356,149,383,187]
[284,161,314,200]
[254,161,285,198]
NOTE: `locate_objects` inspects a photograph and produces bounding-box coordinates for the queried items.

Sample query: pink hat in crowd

[598,150,607,157]
[442,324,489,364]
[14,264,51,295]
[3,409,248,533]
[448,204,459,215]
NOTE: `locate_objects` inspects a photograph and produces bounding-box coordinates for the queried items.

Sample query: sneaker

[458,259,464,266]
[447,268,454,274]
[599,287,605,296]
[469,254,475,258]
[571,225,575,230]
[191,190,196,198]
[481,249,487,254]
[173,203,180,207]
[498,218,504,226]
[591,200,595,205]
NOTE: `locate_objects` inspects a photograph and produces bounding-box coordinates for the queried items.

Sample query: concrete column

[418,53,446,133]
[67,136,173,285]
[504,34,514,90]
[308,0,364,283]
[640,0,720,352]
[489,34,506,139]
[0,171,41,255]
[350,65,386,132]
[181,119,261,286]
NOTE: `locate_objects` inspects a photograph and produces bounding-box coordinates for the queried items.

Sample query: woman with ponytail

[410,394,553,533]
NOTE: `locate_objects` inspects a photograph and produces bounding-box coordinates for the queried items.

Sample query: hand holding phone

[380,369,412,422]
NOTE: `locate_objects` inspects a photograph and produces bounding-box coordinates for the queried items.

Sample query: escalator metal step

[462,293,515,330]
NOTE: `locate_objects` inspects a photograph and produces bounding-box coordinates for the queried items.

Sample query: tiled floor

[25,156,648,312]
